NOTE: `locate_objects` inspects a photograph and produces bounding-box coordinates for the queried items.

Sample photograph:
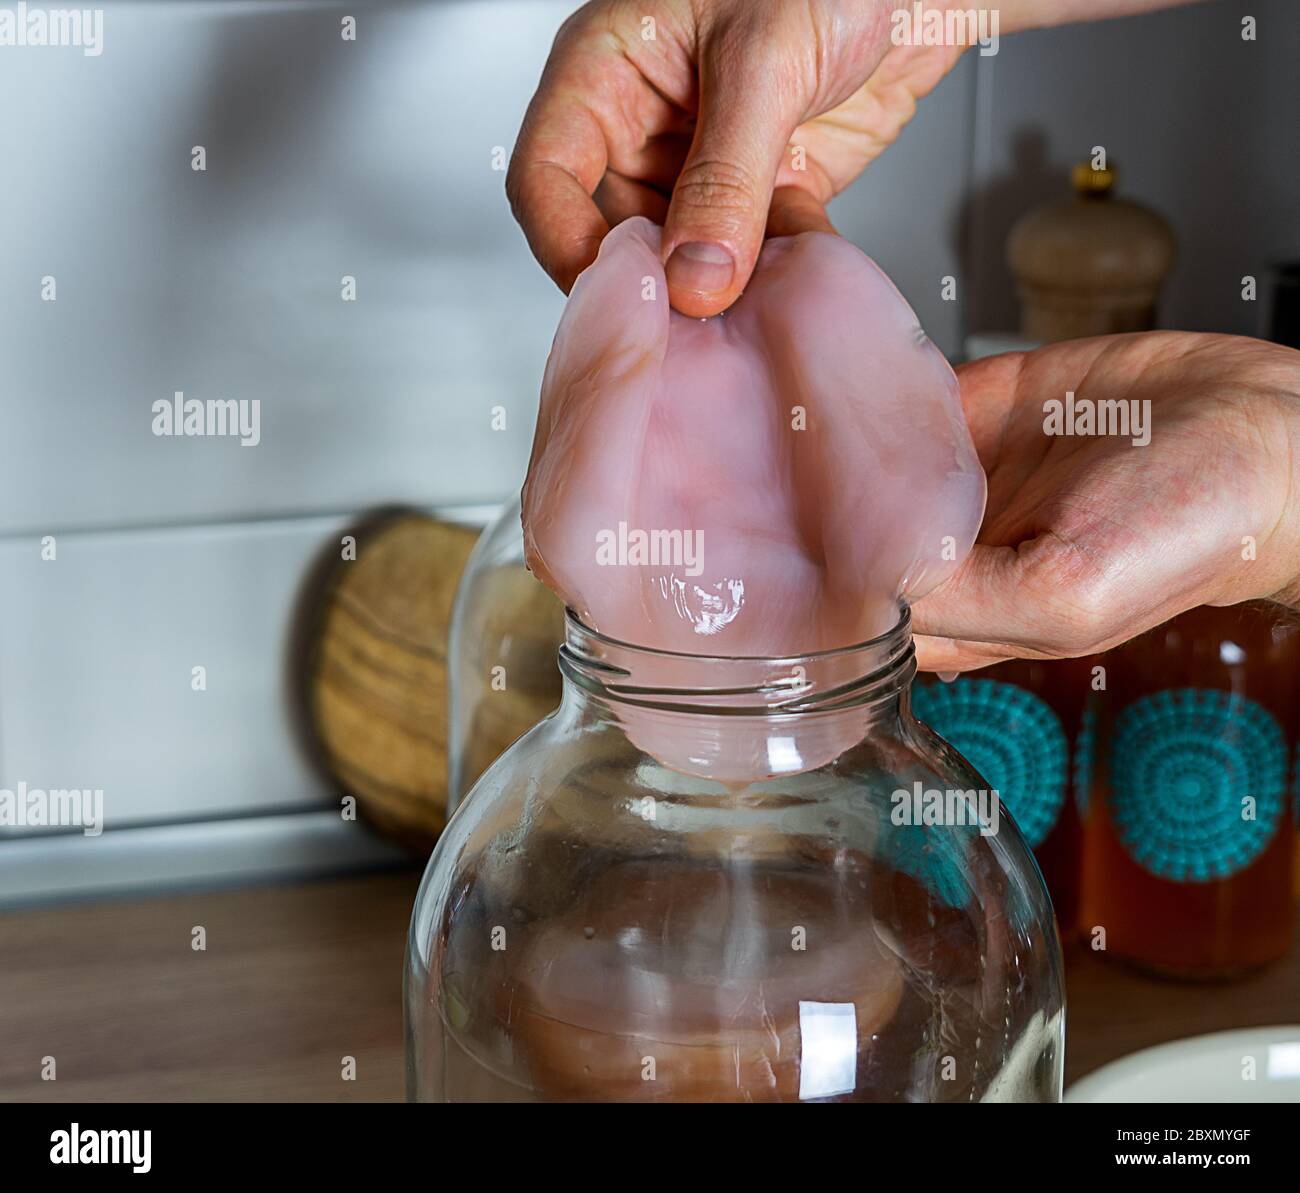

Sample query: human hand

[912,332,1300,672]
[507,0,965,316]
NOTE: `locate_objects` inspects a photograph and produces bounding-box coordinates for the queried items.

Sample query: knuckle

[673,158,761,215]
[503,158,523,208]
[503,158,534,230]
[552,4,594,51]
[1022,532,1118,654]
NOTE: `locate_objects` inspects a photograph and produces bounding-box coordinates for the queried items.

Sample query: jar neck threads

[557,608,916,781]
[559,606,915,712]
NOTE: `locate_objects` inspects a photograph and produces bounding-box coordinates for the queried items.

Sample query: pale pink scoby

[522,217,986,779]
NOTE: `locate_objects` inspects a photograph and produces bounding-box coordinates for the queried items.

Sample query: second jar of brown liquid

[1079,604,1298,978]
[913,658,1091,940]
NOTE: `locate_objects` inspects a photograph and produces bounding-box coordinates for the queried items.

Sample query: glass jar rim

[559,605,915,716]
[562,605,912,664]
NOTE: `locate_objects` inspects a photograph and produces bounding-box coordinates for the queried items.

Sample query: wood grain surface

[307,514,480,854]
[0,873,420,1102]
[0,872,1295,1101]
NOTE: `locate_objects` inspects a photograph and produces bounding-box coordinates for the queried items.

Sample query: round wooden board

[306,512,481,855]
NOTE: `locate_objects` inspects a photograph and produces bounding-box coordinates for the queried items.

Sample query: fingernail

[665,241,735,294]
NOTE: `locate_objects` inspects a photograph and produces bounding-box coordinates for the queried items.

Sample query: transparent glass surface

[447,495,562,813]
[411,610,1065,1102]
[913,658,1089,941]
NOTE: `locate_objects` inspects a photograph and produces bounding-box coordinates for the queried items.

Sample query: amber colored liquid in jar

[914,657,1091,942]
[1079,603,1299,978]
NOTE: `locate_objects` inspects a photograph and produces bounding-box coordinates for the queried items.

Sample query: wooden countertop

[0,872,418,1102]
[1,870,1295,1102]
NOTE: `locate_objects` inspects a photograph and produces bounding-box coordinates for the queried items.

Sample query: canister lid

[1071,161,1115,196]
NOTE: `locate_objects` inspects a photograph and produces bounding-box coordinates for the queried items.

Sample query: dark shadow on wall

[955,126,1066,337]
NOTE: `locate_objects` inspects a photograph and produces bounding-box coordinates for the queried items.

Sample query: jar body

[410,641,1065,1103]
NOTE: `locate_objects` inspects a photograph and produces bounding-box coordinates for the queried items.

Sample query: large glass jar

[409,609,1065,1102]
[446,495,562,813]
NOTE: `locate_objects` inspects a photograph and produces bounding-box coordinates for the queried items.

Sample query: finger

[617,132,693,194]
[507,85,611,293]
[661,43,803,316]
[593,171,671,229]
[912,541,1061,652]
[766,185,836,238]
[952,352,1027,471]
[915,532,1163,662]
[912,633,1014,674]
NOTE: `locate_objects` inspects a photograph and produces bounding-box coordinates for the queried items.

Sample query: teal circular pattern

[911,679,1068,848]
[1074,704,1096,820]
[881,821,971,910]
[1109,688,1286,882]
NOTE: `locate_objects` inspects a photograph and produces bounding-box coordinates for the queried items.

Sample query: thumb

[662,47,801,317]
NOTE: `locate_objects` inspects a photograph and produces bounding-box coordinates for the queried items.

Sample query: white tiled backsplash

[2,0,1293,902]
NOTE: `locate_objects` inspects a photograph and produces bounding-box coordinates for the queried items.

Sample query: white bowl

[1068,1027,1300,1102]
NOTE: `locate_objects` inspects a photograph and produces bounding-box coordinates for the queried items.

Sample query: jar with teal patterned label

[1082,604,1298,977]
[911,678,1068,850]
[1107,688,1287,883]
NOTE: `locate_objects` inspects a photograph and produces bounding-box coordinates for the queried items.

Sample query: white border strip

[0,811,411,907]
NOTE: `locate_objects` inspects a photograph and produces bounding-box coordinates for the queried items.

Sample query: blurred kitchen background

[3,0,1296,902]
[1,0,1298,1101]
